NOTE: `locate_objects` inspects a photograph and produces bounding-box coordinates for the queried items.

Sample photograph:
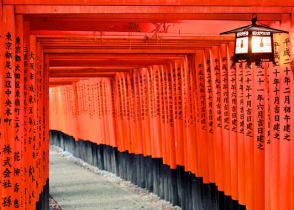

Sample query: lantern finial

[251,14,257,25]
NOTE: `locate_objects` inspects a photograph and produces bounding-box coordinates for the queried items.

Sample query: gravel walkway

[49,146,181,210]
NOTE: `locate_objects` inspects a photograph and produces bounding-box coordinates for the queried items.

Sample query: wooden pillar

[290,8,294,210]
[1,5,17,210]
[15,14,25,210]
[0,4,49,209]
[277,13,292,210]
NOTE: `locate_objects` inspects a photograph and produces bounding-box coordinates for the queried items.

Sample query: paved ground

[49,147,166,210]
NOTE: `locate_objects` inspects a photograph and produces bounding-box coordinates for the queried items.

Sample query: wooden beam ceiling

[36,30,232,81]
[25,14,283,22]
[48,54,185,60]
[46,52,187,78]
[49,66,136,70]
[16,5,291,14]
[43,48,201,54]
[17,2,290,85]
[6,1,294,7]
[49,73,116,78]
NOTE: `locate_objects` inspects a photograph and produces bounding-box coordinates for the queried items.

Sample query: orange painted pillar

[277,15,292,210]
[236,61,246,205]
[15,14,25,209]
[210,46,224,192]
[219,44,231,194]
[1,5,16,210]
[252,63,265,210]
[227,43,238,201]
[203,48,216,183]
[195,50,209,183]
[166,63,176,169]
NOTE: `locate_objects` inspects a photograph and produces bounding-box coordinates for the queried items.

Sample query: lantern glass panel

[251,36,272,53]
[235,37,248,54]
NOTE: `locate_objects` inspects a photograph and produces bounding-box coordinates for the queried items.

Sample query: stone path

[49,147,172,210]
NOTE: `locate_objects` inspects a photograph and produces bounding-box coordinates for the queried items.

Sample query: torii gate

[0,1,294,210]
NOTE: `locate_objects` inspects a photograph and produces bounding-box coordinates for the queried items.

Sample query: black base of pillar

[50,130,246,210]
[36,179,49,210]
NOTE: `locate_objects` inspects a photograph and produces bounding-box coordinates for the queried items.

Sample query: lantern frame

[220,17,288,65]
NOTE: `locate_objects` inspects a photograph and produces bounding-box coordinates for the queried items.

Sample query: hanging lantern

[220,16,288,65]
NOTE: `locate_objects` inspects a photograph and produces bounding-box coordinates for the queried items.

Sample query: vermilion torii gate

[0,1,294,210]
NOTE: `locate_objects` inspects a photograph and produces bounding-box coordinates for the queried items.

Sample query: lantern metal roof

[220,17,289,35]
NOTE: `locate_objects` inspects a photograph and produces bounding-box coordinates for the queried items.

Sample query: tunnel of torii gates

[1,1,294,210]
